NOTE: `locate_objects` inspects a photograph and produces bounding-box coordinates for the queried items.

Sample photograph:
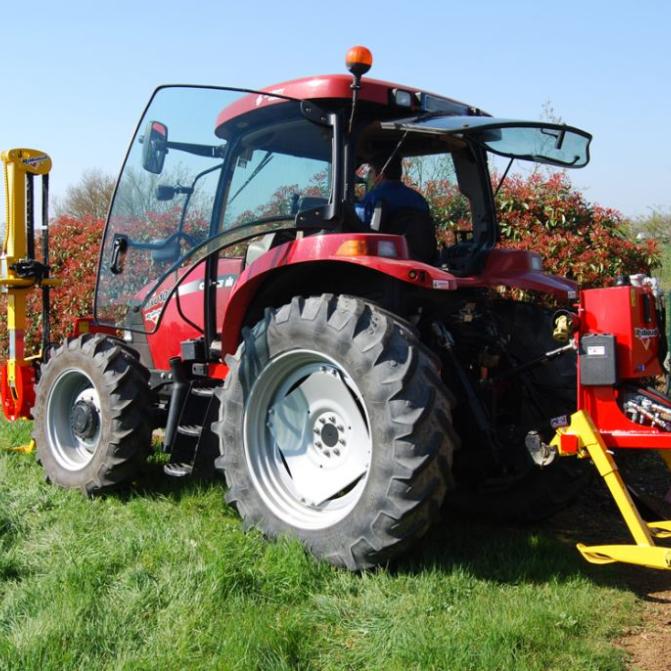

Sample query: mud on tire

[32,334,154,494]
[214,294,458,570]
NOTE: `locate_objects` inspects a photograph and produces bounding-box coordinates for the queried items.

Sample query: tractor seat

[244,196,327,267]
[370,201,438,265]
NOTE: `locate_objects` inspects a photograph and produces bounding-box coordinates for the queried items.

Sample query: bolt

[337,425,344,432]
[329,415,336,423]
[315,441,322,448]
[314,427,320,434]
[324,450,331,458]
[319,417,326,424]
[339,438,346,445]
[334,448,341,456]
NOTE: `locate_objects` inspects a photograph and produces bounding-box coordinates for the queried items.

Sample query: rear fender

[219,233,446,355]
[219,236,579,356]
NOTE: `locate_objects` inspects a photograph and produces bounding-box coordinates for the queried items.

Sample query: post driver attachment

[0,148,57,423]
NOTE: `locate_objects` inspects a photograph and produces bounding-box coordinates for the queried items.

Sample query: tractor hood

[381,116,592,168]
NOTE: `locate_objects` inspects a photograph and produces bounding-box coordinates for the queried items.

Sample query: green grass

[0,420,637,670]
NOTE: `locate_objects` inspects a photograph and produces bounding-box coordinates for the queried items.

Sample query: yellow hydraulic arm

[0,148,53,421]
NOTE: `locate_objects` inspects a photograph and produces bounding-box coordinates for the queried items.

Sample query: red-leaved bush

[0,173,659,357]
[0,215,103,355]
[492,173,659,287]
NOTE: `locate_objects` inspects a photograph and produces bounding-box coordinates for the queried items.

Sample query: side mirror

[156,184,176,201]
[141,120,168,174]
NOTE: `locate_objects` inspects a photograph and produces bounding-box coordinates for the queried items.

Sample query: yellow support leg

[3,438,35,454]
[552,410,671,570]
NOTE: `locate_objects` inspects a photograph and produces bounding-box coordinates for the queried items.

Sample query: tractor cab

[95,74,592,350]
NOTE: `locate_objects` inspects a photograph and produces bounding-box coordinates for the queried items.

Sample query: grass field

[0,419,639,671]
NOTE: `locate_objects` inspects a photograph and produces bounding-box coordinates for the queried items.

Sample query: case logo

[635,327,659,351]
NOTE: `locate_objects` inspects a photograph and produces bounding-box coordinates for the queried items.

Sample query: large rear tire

[214,294,457,570]
[32,334,154,494]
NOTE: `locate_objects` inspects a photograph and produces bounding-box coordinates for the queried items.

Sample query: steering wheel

[165,230,197,248]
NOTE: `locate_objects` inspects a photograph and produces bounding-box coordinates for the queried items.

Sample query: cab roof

[215,74,486,134]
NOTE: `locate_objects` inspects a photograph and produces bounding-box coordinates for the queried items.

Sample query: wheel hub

[320,423,339,448]
[71,400,99,440]
[312,411,347,463]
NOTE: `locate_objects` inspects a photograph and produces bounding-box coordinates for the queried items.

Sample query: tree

[631,208,671,243]
[56,169,115,220]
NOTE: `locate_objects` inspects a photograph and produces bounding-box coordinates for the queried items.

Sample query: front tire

[33,334,154,494]
[214,295,456,570]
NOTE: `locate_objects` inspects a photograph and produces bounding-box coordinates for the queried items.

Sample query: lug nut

[337,425,344,432]
[315,441,322,448]
[339,438,346,445]
[334,448,341,456]
[319,417,326,424]
[329,415,336,423]
[324,450,331,458]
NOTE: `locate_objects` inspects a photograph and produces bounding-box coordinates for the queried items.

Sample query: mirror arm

[165,141,226,158]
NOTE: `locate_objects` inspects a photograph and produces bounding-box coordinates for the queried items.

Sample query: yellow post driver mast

[0,148,54,422]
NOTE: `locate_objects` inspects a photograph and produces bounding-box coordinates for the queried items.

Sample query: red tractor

[2,47,671,571]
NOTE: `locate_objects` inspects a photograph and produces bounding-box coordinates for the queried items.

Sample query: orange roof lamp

[345,45,373,132]
[346,45,373,82]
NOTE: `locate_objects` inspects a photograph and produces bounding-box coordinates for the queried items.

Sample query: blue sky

[1,0,669,219]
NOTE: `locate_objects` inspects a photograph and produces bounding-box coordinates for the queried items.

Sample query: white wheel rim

[243,349,372,530]
[46,368,102,471]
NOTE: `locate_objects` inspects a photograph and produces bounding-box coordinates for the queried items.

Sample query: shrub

[428,172,659,287]
[493,173,659,287]
[0,215,103,355]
